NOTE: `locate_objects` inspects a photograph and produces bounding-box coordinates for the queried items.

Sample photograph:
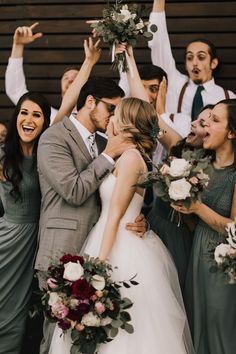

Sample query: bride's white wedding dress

[49,172,194,354]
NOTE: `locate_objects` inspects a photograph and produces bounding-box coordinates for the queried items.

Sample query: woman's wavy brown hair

[118,97,158,156]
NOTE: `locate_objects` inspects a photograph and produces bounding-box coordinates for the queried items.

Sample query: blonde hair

[118,97,158,155]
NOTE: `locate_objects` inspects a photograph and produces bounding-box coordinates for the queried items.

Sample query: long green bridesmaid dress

[185,166,236,354]
[0,152,41,354]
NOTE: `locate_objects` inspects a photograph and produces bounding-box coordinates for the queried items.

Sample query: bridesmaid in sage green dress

[172,99,236,354]
[148,105,213,292]
[0,92,50,354]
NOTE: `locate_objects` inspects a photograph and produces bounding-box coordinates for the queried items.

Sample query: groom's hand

[126,213,148,238]
[104,121,135,159]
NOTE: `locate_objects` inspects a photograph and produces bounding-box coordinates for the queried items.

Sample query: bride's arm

[99,150,144,261]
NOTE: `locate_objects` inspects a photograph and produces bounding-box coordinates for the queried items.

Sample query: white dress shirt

[148,11,236,115]
[69,115,114,165]
[69,115,98,157]
[5,57,58,124]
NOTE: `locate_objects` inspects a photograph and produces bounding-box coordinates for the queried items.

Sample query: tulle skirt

[49,224,194,354]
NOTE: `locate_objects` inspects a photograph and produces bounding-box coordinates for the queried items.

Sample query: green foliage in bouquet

[211,219,236,284]
[38,253,138,354]
[90,1,157,72]
[138,149,212,209]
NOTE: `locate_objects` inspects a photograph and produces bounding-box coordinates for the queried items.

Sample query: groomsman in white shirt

[149,0,235,120]
[5,22,79,124]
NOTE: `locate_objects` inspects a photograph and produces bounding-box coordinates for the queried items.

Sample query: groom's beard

[89,109,108,133]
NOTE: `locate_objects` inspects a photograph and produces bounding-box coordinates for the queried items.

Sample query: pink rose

[51,303,69,319]
[160,164,170,176]
[95,301,105,314]
[90,294,98,302]
[47,278,58,289]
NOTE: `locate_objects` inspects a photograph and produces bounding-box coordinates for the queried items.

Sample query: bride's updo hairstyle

[118,97,159,156]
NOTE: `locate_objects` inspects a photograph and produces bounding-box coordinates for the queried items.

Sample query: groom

[35,77,146,353]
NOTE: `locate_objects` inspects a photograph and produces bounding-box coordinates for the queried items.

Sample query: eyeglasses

[93,96,116,114]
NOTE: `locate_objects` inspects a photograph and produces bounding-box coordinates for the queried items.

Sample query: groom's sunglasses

[93,96,116,114]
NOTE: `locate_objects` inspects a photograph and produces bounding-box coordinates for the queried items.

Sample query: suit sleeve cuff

[101,152,115,165]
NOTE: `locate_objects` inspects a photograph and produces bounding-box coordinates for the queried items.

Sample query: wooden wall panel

[0,0,236,121]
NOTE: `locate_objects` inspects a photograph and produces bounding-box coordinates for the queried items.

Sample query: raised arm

[149,0,182,83]
[5,23,43,104]
[152,0,165,12]
[99,150,145,260]
[52,38,101,124]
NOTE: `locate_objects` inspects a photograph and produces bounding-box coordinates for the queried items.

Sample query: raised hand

[13,22,43,46]
[84,37,101,65]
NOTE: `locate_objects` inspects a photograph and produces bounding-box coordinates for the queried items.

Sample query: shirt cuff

[8,57,23,66]
[101,152,115,165]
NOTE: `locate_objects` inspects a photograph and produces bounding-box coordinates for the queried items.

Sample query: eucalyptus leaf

[111,319,123,328]
[124,323,134,334]
[110,327,119,338]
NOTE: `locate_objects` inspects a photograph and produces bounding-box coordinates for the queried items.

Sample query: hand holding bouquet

[38,253,137,354]
[138,149,212,224]
[214,219,236,283]
[90,1,157,72]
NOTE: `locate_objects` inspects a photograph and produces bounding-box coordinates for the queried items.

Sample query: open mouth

[203,132,210,142]
[186,131,196,140]
[22,125,35,133]
[192,68,200,75]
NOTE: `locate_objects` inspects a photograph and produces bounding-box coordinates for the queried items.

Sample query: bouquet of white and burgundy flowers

[138,149,212,223]
[39,253,137,354]
[90,0,157,72]
[214,219,236,284]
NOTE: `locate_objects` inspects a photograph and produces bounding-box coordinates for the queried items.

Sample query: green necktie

[191,85,204,120]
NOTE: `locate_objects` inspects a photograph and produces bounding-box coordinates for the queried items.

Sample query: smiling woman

[0,92,50,354]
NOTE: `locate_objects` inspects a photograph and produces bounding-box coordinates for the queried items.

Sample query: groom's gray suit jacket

[35,116,113,271]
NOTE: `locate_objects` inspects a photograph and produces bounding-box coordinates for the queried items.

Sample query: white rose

[81,312,101,327]
[136,20,144,30]
[91,275,106,291]
[120,6,136,22]
[214,243,232,264]
[169,159,191,177]
[168,178,192,201]
[48,292,61,306]
[63,261,84,282]
[226,220,236,249]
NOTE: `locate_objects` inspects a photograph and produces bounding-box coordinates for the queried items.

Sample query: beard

[89,109,106,133]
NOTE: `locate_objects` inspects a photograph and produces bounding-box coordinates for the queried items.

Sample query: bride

[49,97,194,354]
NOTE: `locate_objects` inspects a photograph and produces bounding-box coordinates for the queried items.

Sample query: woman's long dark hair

[2,92,50,200]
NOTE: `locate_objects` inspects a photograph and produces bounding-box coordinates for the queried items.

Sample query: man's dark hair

[61,66,80,78]
[186,39,218,61]
[77,77,125,111]
[138,64,168,83]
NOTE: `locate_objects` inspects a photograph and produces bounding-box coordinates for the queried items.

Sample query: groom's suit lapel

[63,117,93,162]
